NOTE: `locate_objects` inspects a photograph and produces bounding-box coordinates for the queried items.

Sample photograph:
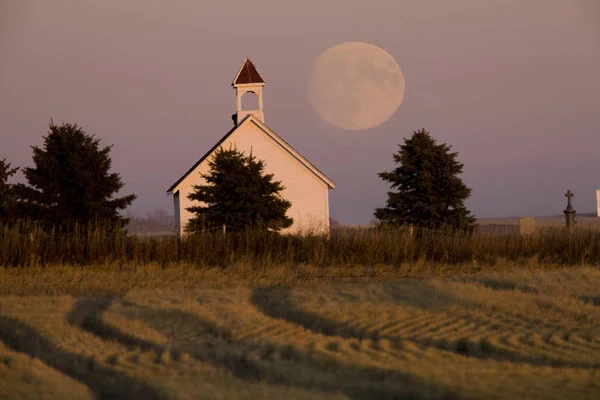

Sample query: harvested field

[0,266,599,399]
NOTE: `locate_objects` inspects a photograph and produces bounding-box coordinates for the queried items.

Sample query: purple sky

[1,0,599,224]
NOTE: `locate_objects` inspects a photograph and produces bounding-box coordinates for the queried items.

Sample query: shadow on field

[67,298,160,353]
[579,295,600,307]
[0,314,165,400]
[464,277,600,308]
[464,278,540,295]
[462,278,600,316]
[379,281,465,310]
[251,287,373,340]
[250,287,600,369]
[67,297,461,400]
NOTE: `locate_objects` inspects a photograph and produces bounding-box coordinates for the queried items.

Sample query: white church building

[167,58,336,237]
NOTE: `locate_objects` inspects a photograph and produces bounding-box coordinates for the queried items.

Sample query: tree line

[0,121,475,234]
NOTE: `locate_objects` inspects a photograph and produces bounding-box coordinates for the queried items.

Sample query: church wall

[174,120,330,237]
[173,192,180,235]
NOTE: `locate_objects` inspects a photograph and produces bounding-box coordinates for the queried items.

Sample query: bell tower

[232,58,266,125]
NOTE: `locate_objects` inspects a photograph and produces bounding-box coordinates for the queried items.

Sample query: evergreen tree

[375,128,476,231]
[13,121,136,230]
[0,159,19,223]
[186,146,293,233]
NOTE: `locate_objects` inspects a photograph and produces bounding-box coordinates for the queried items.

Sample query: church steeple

[232,58,266,125]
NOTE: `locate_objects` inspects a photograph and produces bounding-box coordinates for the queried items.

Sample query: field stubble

[0,265,599,399]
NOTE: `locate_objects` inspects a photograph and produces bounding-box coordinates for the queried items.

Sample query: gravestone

[519,217,536,235]
[564,190,576,230]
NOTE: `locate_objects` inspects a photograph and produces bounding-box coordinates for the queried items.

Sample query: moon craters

[309,42,406,131]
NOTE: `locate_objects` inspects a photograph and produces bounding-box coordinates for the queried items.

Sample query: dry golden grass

[7,220,600,268]
[0,340,93,400]
[0,264,599,399]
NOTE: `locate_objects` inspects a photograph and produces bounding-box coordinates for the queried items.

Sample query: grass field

[477,215,600,234]
[0,264,599,399]
[478,215,600,226]
[5,219,600,269]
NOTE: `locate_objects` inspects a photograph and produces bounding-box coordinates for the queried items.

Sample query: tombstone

[519,217,536,235]
[564,190,576,230]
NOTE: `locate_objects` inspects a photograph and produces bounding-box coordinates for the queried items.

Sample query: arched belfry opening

[232,58,266,125]
[241,91,259,111]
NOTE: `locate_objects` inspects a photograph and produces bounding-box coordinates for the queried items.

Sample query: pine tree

[374,128,476,231]
[13,121,136,230]
[0,159,19,223]
[186,146,293,233]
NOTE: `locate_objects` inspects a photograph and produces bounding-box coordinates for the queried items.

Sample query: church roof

[167,114,335,194]
[232,58,265,86]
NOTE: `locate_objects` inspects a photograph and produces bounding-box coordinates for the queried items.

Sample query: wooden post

[222,224,227,236]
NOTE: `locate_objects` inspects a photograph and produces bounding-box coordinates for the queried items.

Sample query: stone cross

[565,190,574,211]
[564,189,576,230]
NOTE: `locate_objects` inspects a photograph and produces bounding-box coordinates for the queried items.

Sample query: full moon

[309,42,406,131]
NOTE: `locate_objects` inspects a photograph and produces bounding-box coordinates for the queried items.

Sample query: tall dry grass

[1,221,600,268]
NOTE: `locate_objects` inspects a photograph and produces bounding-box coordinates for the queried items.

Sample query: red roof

[232,58,265,85]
